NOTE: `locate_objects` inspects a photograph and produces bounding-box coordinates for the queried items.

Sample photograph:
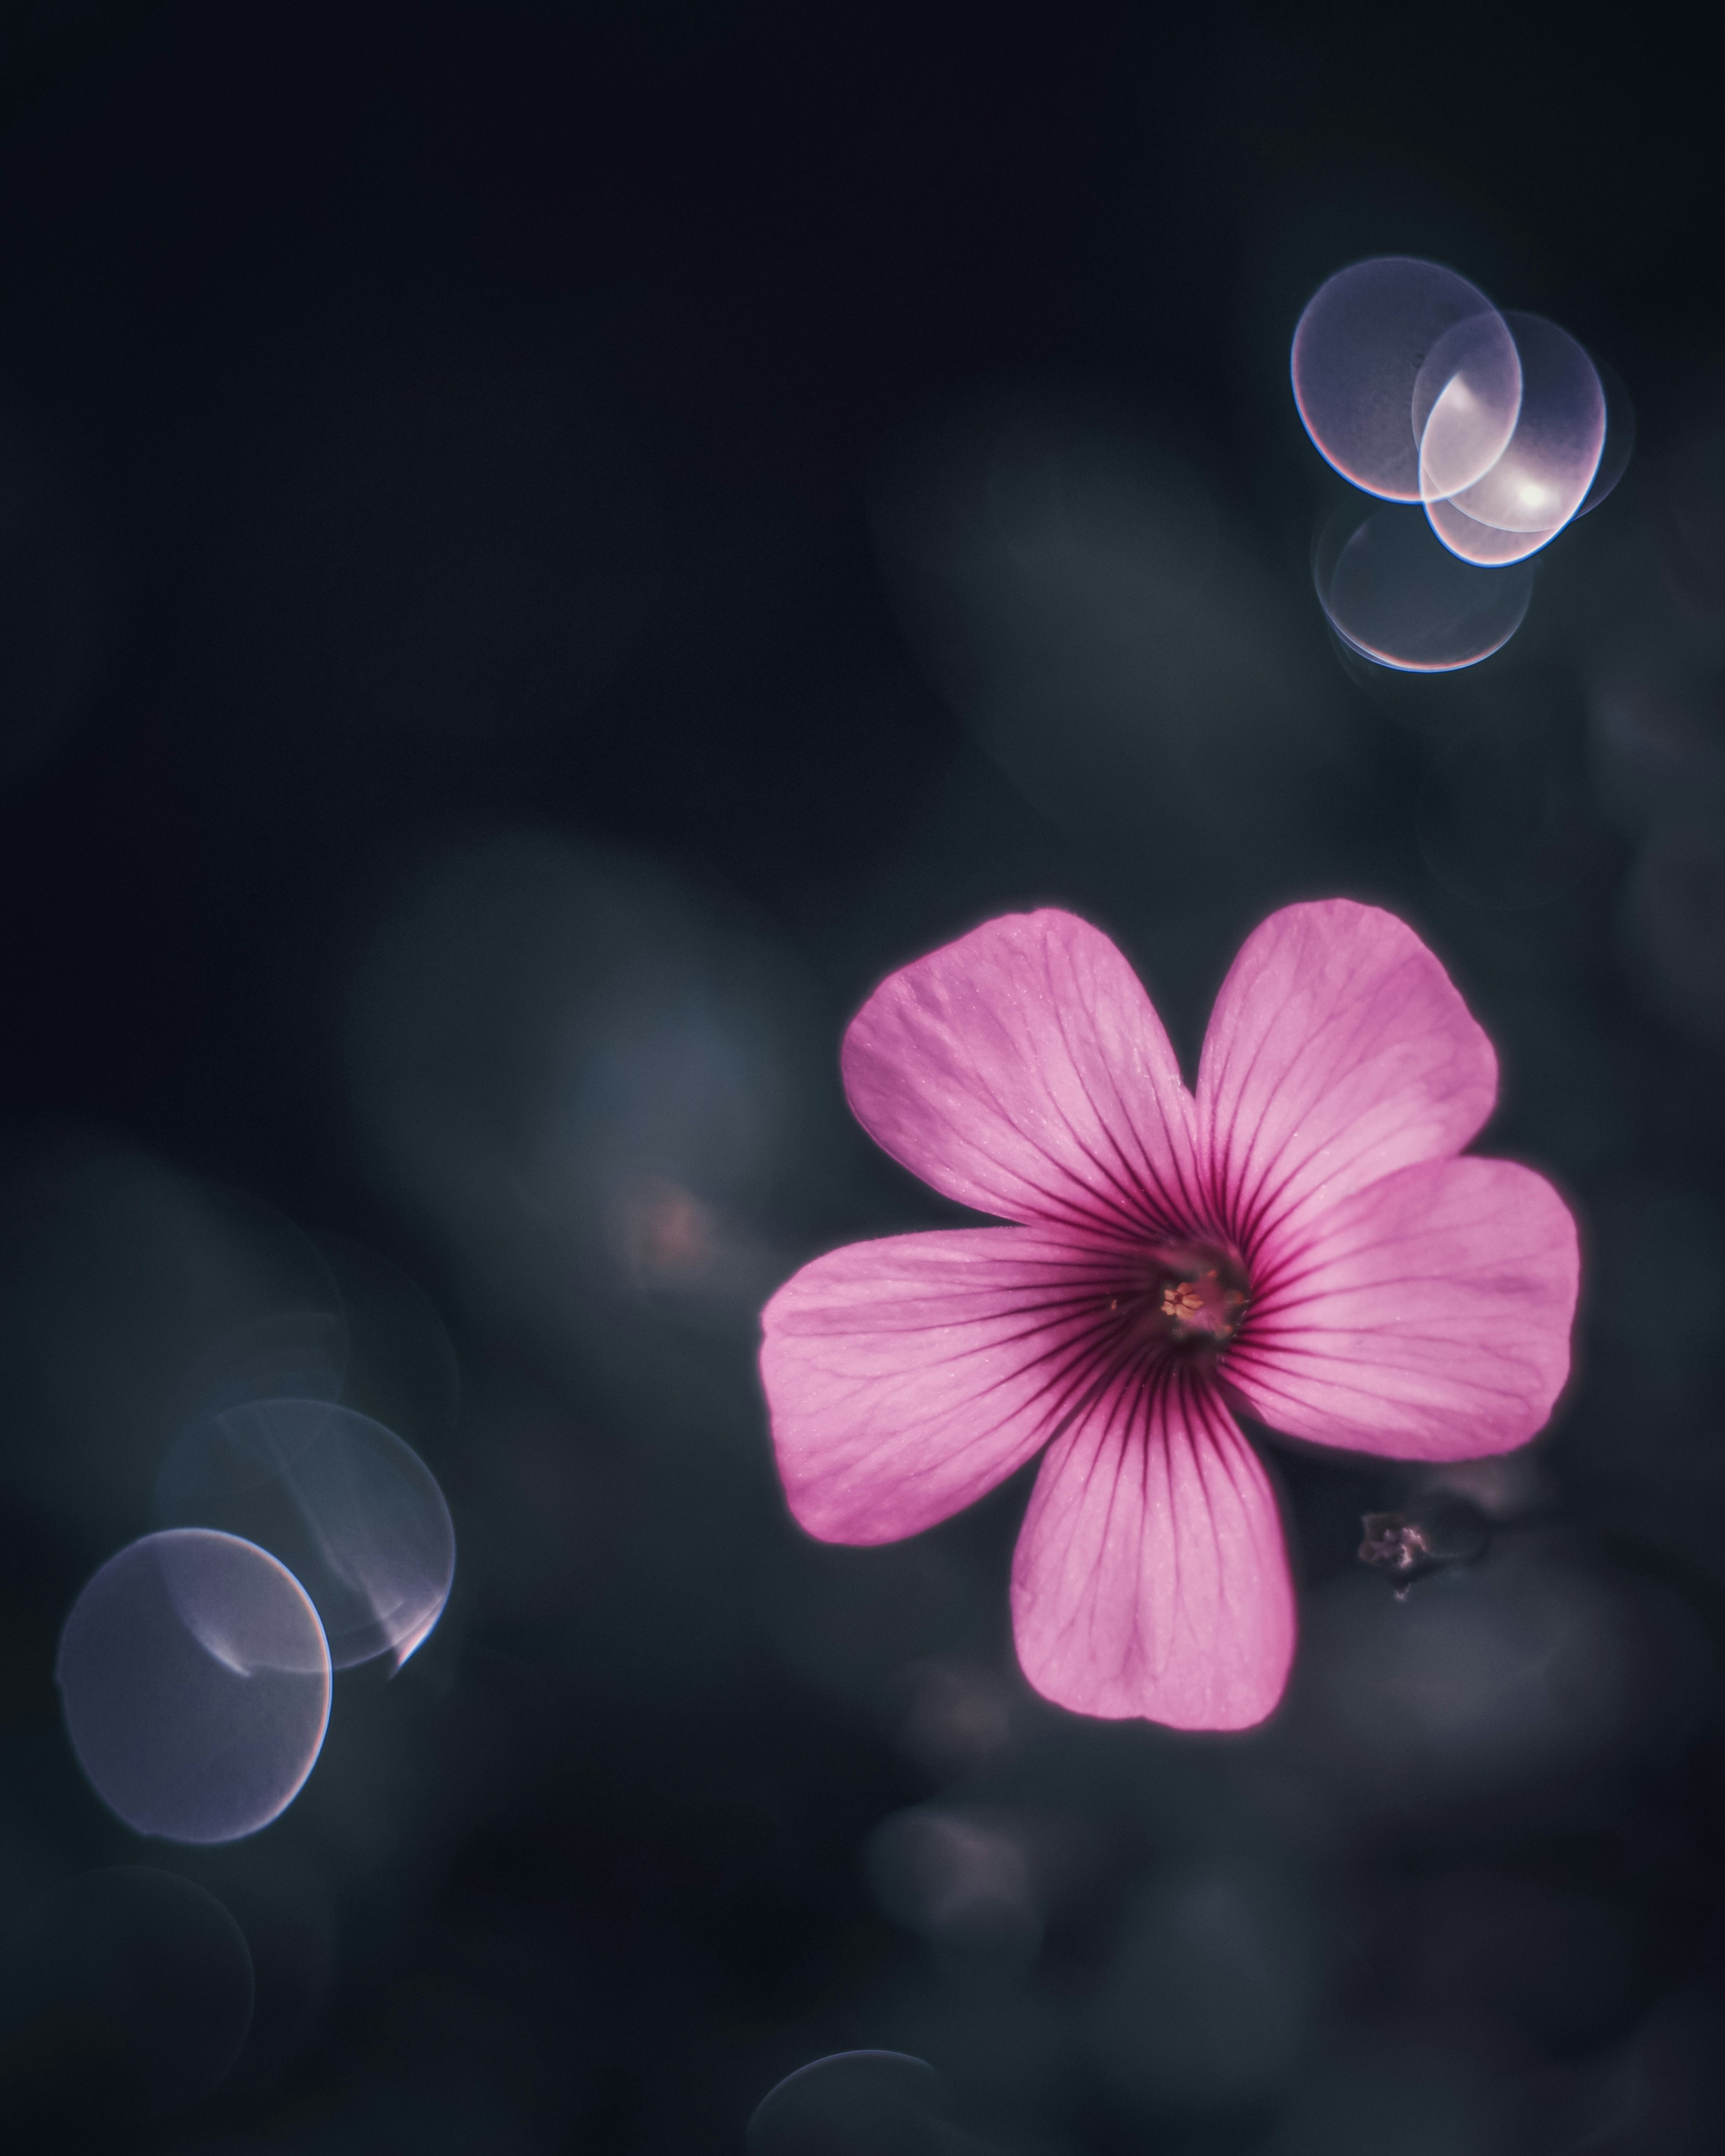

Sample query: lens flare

[1293,262,1625,668]
[748,2051,951,2156]
[1315,502,1533,672]
[1576,351,1635,517]
[1292,257,1514,501]
[155,1400,455,1671]
[1424,315,1605,564]
[57,1529,331,1843]
[1412,310,1524,503]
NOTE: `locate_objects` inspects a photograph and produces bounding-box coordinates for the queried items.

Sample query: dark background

[4,4,1725,2150]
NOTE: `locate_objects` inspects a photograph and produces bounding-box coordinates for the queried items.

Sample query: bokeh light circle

[1425,313,1605,562]
[748,2050,951,2156]
[1292,257,1514,501]
[1412,310,1524,503]
[156,1399,456,1670]
[1576,350,1635,516]
[57,1529,331,1844]
[1315,501,1532,672]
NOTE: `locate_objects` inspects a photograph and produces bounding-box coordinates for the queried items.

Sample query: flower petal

[761,1225,1129,1544]
[1227,1155,1578,1459]
[841,910,1203,1241]
[1197,900,1497,1257]
[1010,1365,1295,1729]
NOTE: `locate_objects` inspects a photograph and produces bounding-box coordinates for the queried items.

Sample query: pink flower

[760,902,1579,1731]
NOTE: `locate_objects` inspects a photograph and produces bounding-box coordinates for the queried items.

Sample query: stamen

[1107,1247,1250,1361]
[1157,1264,1246,1343]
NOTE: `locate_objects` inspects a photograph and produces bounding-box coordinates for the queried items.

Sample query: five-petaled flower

[759,902,1579,1731]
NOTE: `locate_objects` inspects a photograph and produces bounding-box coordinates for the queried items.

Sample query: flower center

[1112,1243,1249,1356]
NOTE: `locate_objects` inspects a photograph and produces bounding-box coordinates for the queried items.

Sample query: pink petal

[761,1226,1129,1544]
[841,910,1203,1241]
[1227,1155,1579,1459]
[1197,901,1498,1256]
[1010,1365,1296,1730]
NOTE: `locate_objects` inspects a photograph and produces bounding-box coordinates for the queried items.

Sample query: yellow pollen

[1161,1279,1207,1321]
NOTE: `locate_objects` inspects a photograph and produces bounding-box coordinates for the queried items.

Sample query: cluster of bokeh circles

[1295,256,1631,671]
[49,1255,456,1849]
[0,1149,461,2128]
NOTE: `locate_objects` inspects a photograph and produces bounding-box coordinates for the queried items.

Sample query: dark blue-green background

[4,5,1725,2150]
